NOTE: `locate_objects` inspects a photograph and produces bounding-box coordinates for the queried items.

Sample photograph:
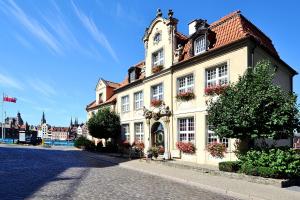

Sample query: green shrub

[239,148,300,179]
[219,161,241,172]
[74,136,95,151]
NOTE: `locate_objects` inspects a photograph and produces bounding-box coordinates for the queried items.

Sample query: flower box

[151,99,163,107]
[204,84,228,95]
[176,141,196,154]
[152,65,163,73]
[176,91,195,102]
[207,142,227,159]
[132,141,145,151]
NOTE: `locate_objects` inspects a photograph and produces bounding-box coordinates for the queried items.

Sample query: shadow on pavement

[0,145,128,200]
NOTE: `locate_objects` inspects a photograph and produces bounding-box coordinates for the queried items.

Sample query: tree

[207,60,299,143]
[87,108,121,140]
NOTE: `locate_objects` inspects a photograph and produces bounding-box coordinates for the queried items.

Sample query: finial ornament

[168,9,173,18]
[156,8,162,17]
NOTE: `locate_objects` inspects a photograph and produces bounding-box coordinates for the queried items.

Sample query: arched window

[194,35,206,55]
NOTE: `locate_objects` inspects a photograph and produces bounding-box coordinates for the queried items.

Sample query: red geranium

[207,142,227,158]
[176,91,195,101]
[176,141,196,154]
[204,84,228,95]
[151,99,163,107]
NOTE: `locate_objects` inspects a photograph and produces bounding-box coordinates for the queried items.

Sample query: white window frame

[134,122,144,142]
[152,49,164,67]
[129,70,135,83]
[207,125,229,148]
[194,35,206,55]
[122,124,130,141]
[134,91,143,110]
[178,117,195,143]
[177,74,194,93]
[121,95,130,113]
[151,84,163,100]
[206,63,228,87]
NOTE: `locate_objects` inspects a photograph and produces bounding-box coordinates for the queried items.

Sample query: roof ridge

[210,10,241,28]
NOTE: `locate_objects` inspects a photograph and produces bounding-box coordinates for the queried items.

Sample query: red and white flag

[3,96,17,103]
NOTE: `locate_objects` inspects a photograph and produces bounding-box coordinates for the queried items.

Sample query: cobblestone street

[0,145,238,200]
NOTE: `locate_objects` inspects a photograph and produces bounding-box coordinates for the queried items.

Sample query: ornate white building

[86,10,296,165]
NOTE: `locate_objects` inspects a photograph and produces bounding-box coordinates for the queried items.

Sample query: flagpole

[1,93,4,141]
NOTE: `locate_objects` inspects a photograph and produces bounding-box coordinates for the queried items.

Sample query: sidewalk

[82,151,300,200]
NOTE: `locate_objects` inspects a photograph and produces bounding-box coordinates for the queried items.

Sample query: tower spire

[41,112,46,124]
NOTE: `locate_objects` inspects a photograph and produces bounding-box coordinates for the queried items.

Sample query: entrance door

[151,122,164,149]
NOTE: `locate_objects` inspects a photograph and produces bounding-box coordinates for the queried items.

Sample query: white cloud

[0,73,23,90]
[1,0,62,54]
[28,79,56,97]
[71,1,119,63]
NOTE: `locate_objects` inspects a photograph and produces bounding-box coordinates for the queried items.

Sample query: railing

[43,139,74,146]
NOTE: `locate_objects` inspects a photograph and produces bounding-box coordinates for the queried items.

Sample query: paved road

[0,145,238,200]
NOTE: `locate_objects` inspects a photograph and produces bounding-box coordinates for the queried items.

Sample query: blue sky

[0,0,299,126]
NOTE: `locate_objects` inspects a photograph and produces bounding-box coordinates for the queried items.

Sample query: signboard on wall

[19,132,25,142]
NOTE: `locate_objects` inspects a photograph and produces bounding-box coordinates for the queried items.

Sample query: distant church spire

[70,117,73,127]
[41,112,46,124]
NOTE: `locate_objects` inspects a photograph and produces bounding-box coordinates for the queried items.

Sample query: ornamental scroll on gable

[143,103,171,121]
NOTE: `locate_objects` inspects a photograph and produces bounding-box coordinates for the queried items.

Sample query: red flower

[132,141,145,150]
[207,142,227,158]
[176,91,195,101]
[204,84,228,95]
[151,99,163,107]
[176,141,196,154]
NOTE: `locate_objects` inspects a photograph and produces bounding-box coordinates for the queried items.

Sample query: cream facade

[86,10,297,165]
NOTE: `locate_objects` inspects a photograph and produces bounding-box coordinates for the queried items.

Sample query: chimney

[188,20,197,35]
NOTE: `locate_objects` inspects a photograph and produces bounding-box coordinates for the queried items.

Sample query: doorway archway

[151,122,164,152]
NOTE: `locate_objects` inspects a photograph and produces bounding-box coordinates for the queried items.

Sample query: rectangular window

[122,124,130,141]
[129,70,135,83]
[134,123,144,142]
[121,95,129,112]
[152,49,164,66]
[152,84,163,100]
[98,93,103,103]
[194,36,206,55]
[178,74,194,93]
[178,117,195,143]
[207,125,229,148]
[206,64,228,87]
[134,91,143,110]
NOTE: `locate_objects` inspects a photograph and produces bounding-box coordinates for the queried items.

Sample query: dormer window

[153,33,161,44]
[98,93,103,104]
[194,35,206,55]
[129,70,135,83]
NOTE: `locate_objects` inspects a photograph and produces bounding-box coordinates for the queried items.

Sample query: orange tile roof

[86,94,117,111]
[182,10,278,61]
[104,80,120,88]
[118,61,145,89]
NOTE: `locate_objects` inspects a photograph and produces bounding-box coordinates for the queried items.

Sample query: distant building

[50,127,69,140]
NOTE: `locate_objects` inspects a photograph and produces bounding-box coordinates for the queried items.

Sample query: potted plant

[176,91,195,102]
[176,141,196,154]
[151,99,163,107]
[207,142,227,159]
[148,147,159,159]
[152,65,163,73]
[204,84,228,95]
